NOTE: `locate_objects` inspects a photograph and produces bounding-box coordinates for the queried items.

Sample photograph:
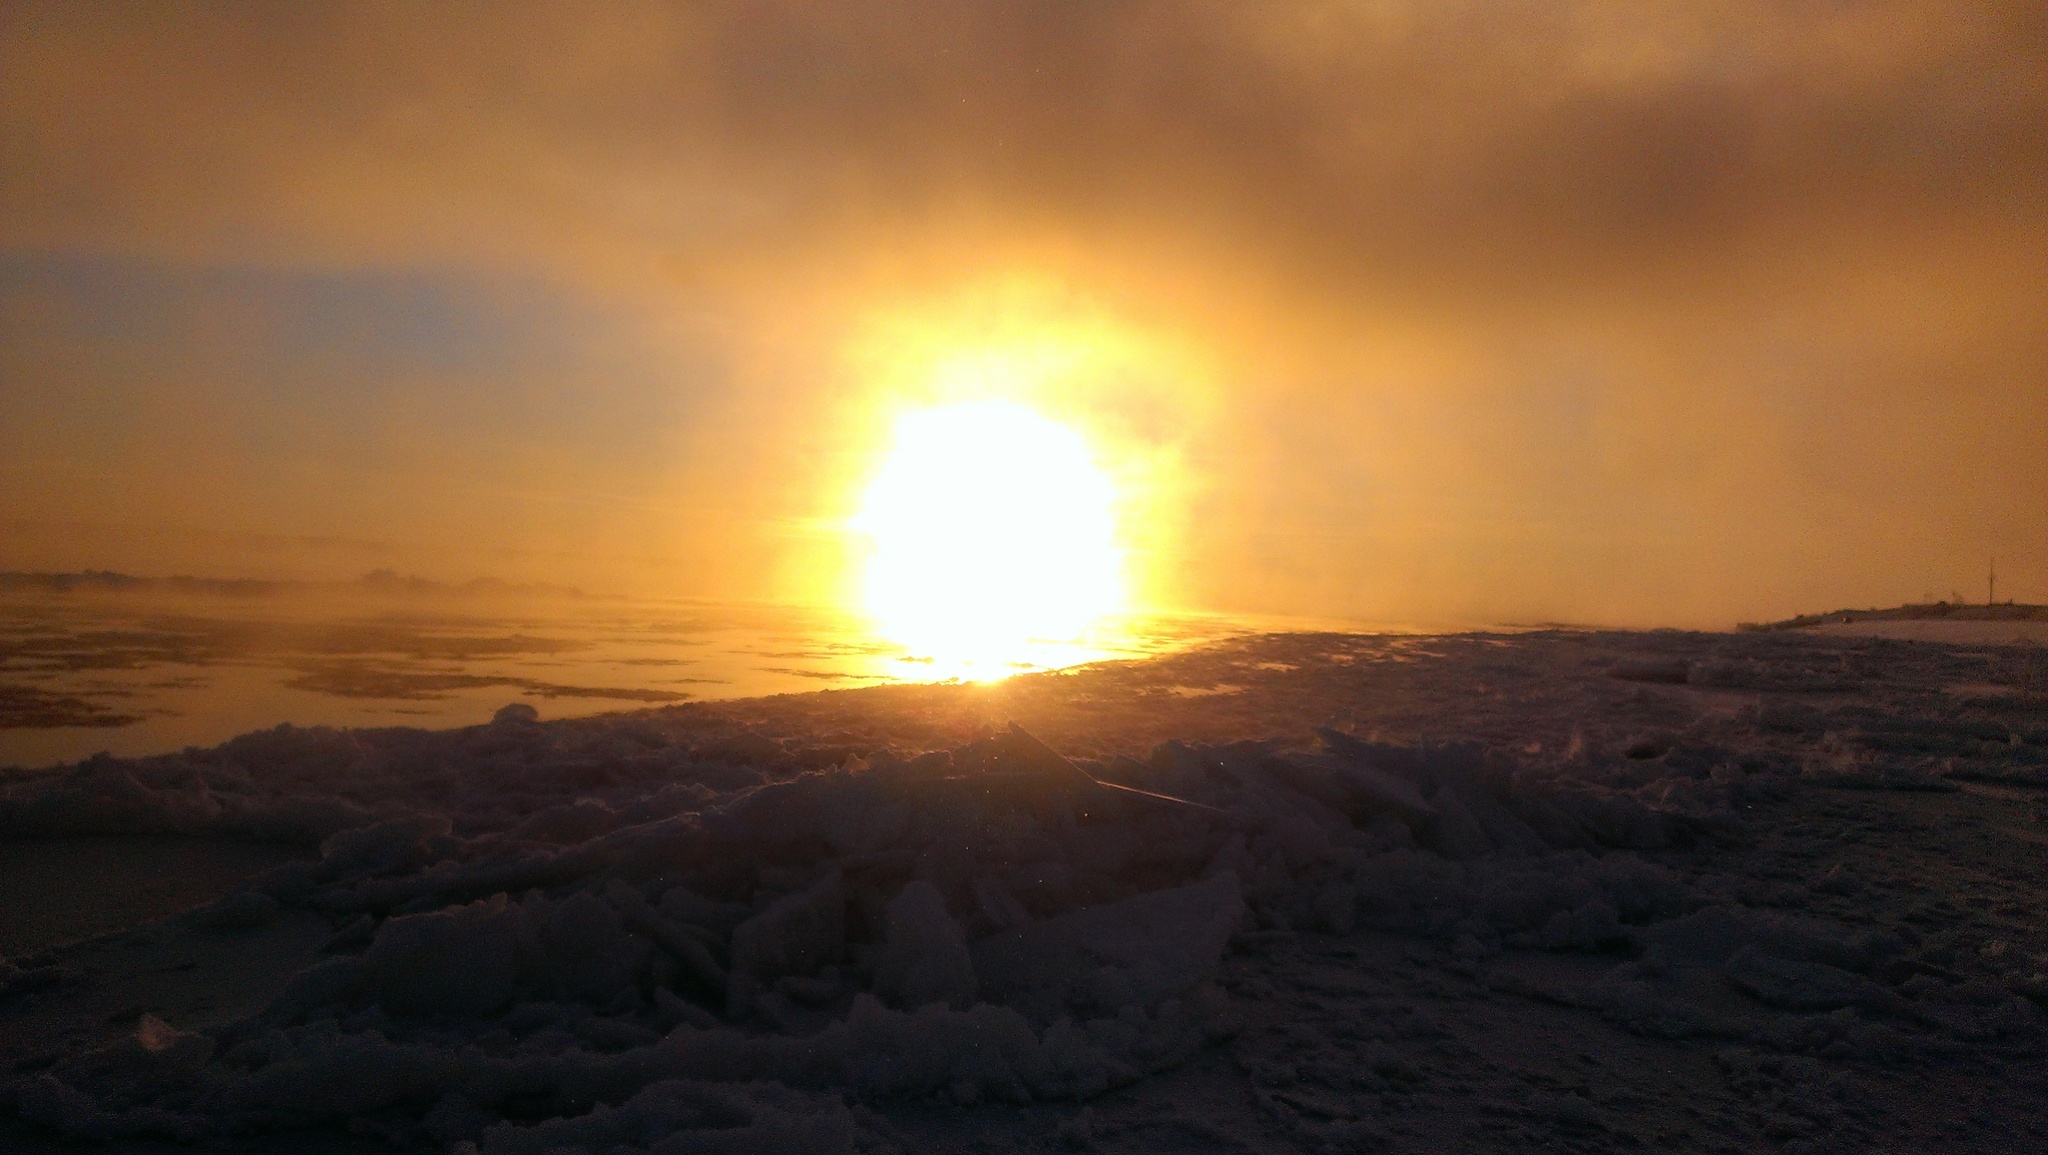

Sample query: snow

[970,873,1242,1023]
[871,880,976,1012]
[179,888,279,931]
[364,895,524,1018]
[2,627,2046,1150]
[726,869,846,1019]
[0,712,1730,1146]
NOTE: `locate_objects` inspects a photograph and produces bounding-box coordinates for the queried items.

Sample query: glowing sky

[2,2,2043,625]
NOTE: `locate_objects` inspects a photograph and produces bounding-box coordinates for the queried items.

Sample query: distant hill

[0,569,584,599]
[354,569,586,599]
[1742,601,2048,631]
[0,570,289,597]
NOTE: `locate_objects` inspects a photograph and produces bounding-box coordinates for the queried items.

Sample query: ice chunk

[971,872,1244,1019]
[362,894,521,1017]
[727,870,845,1017]
[225,796,376,845]
[972,876,1032,932]
[1608,658,1691,684]
[133,1013,189,1055]
[476,1078,872,1155]
[700,731,787,767]
[1447,781,1549,854]
[656,883,751,936]
[509,797,618,844]
[1425,786,1494,859]
[14,1013,213,1141]
[1637,905,1762,964]
[873,880,976,1011]
[533,889,651,1005]
[1539,899,1622,951]
[1552,788,1670,850]
[180,889,279,930]
[1309,731,1441,818]
[1643,906,1902,974]
[1721,945,1889,1011]
[320,815,453,877]
[260,956,368,1025]
[322,913,375,953]
[836,993,1050,1102]
[605,879,727,1000]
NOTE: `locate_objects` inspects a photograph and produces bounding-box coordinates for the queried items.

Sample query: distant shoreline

[1741,601,2048,631]
[0,568,587,600]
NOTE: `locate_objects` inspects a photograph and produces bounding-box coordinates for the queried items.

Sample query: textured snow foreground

[3,629,2047,1153]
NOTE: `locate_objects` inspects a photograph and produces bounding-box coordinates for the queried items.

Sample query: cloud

[1,1,2043,621]
[7,3,2040,278]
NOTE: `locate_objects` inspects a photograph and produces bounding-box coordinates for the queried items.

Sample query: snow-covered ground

[2,628,2045,1153]
[1807,620,2048,647]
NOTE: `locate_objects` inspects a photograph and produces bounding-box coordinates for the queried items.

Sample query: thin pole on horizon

[1988,557,1995,606]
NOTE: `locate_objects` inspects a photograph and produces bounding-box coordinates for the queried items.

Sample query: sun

[852,401,1124,674]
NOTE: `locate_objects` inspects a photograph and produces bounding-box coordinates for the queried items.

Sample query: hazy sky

[3,1,2043,626]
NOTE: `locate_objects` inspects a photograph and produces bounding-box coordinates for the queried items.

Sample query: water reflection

[0,581,1250,769]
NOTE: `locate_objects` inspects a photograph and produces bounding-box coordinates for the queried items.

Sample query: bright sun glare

[853,401,1124,676]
